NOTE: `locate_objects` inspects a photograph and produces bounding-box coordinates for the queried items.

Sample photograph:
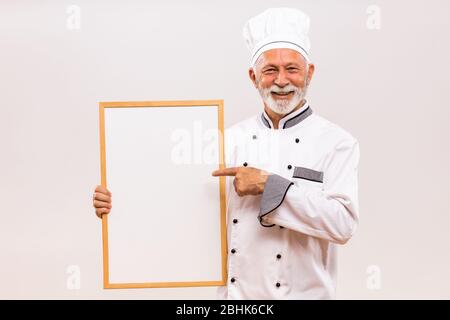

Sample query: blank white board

[99,100,227,289]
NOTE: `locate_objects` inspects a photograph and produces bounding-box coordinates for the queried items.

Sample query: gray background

[1,0,449,299]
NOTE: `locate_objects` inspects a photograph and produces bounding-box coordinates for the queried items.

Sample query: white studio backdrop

[1,0,449,299]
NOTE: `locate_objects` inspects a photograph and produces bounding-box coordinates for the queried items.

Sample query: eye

[263,68,277,74]
[287,67,299,73]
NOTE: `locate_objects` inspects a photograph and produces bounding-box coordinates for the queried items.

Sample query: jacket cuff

[258,174,294,227]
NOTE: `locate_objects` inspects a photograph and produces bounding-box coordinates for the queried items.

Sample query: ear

[306,63,315,85]
[248,67,258,88]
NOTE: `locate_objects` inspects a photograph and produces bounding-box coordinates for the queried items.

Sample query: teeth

[273,92,291,95]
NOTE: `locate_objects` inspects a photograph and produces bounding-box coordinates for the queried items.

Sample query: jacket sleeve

[259,138,360,244]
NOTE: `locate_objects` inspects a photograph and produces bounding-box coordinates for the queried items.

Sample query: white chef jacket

[217,102,360,299]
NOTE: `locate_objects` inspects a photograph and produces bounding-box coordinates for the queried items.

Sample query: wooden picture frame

[98,100,227,289]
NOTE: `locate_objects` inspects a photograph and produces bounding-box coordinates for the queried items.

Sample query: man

[93,8,359,299]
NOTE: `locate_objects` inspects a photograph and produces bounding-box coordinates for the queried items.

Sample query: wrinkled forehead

[255,48,307,69]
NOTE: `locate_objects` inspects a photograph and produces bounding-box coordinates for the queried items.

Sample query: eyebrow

[261,64,278,70]
[262,63,303,70]
[285,63,302,68]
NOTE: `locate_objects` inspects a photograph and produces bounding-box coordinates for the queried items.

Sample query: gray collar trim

[260,106,313,129]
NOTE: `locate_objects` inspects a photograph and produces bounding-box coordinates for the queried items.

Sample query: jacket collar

[261,101,313,129]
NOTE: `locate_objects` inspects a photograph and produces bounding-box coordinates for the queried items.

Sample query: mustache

[267,84,300,94]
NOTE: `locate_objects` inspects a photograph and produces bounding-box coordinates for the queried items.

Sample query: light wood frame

[98,100,227,289]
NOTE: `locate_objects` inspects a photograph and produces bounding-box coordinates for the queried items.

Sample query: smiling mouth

[271,91,294,97]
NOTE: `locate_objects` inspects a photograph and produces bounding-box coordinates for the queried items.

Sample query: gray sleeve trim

[293,166,324,183]
[259,174,294,227]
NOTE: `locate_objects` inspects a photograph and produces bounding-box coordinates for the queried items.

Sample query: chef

[92,7,360,300]
[211,8,360,299]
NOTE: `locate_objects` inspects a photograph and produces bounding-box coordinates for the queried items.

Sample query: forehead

[258,48,306,67]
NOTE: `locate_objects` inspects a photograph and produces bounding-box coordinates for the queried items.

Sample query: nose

[274,69,289,87]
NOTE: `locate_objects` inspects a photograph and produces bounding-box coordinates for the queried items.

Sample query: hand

[92,185,112,218]
[212,166,270,197]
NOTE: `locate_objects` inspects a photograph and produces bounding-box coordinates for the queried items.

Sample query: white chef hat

[242,8,311,68]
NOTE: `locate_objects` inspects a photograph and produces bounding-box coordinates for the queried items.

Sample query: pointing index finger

[212,167,239,177]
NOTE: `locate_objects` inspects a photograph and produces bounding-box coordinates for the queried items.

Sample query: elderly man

[93,8,359,299]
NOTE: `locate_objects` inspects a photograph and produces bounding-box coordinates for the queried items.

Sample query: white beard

[258,83,308,115]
